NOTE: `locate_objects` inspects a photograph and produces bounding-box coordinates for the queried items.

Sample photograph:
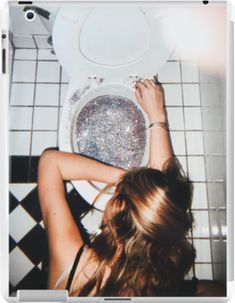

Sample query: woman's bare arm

[38,150,126,288]
[135,80,173,170]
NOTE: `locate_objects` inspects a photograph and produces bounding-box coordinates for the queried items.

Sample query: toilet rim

[53,6,174,80]
[59,81,150,212]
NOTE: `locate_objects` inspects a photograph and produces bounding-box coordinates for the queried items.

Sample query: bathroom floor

[9,35,225,295]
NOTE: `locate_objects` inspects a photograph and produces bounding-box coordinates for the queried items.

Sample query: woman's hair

[71,158,195,296]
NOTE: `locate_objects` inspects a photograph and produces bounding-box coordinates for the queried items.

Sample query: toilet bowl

[52,6,174,232]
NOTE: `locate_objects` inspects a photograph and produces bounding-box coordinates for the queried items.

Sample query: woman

[38,79,195,296]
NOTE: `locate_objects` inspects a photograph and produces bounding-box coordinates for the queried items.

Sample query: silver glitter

[74,95,147,169]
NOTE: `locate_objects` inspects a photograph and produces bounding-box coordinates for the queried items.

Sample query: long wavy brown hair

[69,158,195,296]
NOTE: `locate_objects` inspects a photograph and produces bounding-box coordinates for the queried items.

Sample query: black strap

[66,245,85,292]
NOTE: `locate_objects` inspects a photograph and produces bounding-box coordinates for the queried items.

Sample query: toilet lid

[79,7,150,66]
[53,6,174,80]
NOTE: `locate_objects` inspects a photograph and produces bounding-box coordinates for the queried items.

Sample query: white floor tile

[81,209,103,234]
[15,49,37,60]
[186,131,204,155]
[163,84,182,106]
[62,68,70,83]
[181,62,199,83]
[37,61,60,82]
[192,210,210,238]
[170,131,185,155]
[9,183,36,201]
[35,84,59,106]
[38,49,56,60]
[33,107,58,130]
[60,84,69,105]
[187,156,206,181]
[195,264,213,280]
[34,35,51,48]
[158,62,181,83]
[194,239,212,262]
[192,183,208,209]
[184,107,202,130]
[9,107,33,130]
[9,205,36,242]
[13,61,36,82]
[9,247,34,287]
[166,107,184,130]
[31,131,57,155]
[12,36,35,48]
[11,83,34,106]
[183,84,201,105]
[9,131,31,155]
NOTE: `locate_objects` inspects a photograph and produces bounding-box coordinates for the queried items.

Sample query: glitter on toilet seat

[74,95,147,169]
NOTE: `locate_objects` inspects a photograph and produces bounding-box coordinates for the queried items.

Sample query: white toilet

[52,6,174,233]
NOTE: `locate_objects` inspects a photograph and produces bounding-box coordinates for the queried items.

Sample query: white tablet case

[0,0,234,302]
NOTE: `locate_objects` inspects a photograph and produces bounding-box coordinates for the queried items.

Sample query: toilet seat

[53,6,174,80]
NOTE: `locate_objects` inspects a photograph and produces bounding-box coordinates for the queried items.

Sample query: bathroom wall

[199,71,227,281]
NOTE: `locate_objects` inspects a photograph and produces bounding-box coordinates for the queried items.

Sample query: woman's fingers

[135,86,142,101]
[143,79,153,88]
[135,80,146,91]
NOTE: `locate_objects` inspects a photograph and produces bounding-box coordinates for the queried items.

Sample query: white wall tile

[176,156,187,175]
[163,84,182,106]
[168,48,180,61]
[35,84,59,106]
[194,239,212,262]
[9,107,33,130]
[186,131,204,155]
[62,68,70,83]
[33,107,58,130]
[158,62,181,83]
[31,131,57,155]
[203,131,225,155]
[207,182,225,208]
[187,156,206,181]
[195,264,213,280]
[13,61,36,82]
[15,49,37,60]
[34,35,51,48]
[192,210,210,238]
[184,107,202,130]
[205,156,226,182]
[37,61,60,82]
[38,49,56,60]
[60,84,69,106]
[13,36,35,48]
[9,247,34,287]
[192,183,208,209]
[9,131,31,155]
[166,107,184,130]
[170,131,185,155]
[11,83,34,106]
[181,62,199,83]
[183,84,201,105]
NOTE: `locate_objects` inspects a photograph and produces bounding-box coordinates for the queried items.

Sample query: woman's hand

[135,79,166,123]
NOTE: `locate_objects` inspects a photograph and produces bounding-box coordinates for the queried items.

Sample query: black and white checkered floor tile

[9,179,92,296]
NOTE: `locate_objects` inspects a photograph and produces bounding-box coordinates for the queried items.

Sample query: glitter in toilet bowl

[74,95,147,169]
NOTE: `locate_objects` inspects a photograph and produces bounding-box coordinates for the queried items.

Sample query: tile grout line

[198,64,215,280]
[28,40,39,179]
[57,66,63,147]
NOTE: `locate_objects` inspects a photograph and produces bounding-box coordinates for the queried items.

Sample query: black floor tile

[29,156,40,182]
[9,156,30,183]
[15,267,47,290]
[21,186,42,223]
[9,192,19,213]
[18,224,47,265]
[9,236,17,253]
